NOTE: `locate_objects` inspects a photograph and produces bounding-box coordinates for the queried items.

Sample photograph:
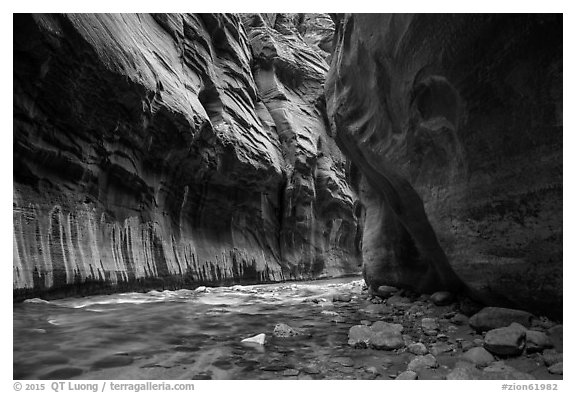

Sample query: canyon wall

[326,14,562,317]
[13,13,360,299]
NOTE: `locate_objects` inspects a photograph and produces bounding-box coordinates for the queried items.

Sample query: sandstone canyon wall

[13,13,361,299]
[326,14,562,317]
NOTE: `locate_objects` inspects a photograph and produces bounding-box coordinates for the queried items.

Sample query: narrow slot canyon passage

[13,13,563,381]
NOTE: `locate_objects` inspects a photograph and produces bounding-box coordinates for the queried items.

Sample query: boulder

[548,362,562,375]
[542,349,563,366]
[484,323,526,356]
[430,291,454,306]
[375,285,398,298]
[408,342,428,355]
[446,361,484,380]
[469,307,534,332]
[429,342,453,356]
[525,330,553,353]
[547,324,563,352]
[273,323,304,338]
[332,294,352,303]
[451,313,469,326]
[462,347,495,367]
[407,354,438,371]
[421,318,439,331]
[348,322,405,350]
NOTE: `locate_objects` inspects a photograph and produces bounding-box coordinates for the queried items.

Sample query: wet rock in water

[421,318,439,331]
[469,307,533,332]
[460,340,475,352]
[331,315,347,323]
[525,330,553,353]
[430,342,453,356]
[547,324,563,351]
[331,357,354,367]
[396,370,418,380]
[333,294,352,303]
[301,365,320,374]
[547,362,563,375]
[407,354,438,371]
[462,347,495,367]
[408,342,428,355]
[446,361,484,380]
[451,313,469,326]
[194,286,207,293]
[91,354,134,369]
[387,295,412,307]
[484,323,526,356]
[483,361,535,380]
[375,285,398,299]
[348,325,372,348]
[430,291,454,306]
[39,367,84,379]
[282,368,300,376]
[273,323,304,337]
[241,333,266,345]
[261,363,288,372]
[362,303,392,315]
[542,349,563,366]
[473,338,485,347]
[348,322,405,350]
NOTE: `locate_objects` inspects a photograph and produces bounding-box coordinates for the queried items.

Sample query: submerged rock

[407,354,438,372]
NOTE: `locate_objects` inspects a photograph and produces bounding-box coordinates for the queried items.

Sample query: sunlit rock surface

[13,13,360,298]
[326,14,562,317]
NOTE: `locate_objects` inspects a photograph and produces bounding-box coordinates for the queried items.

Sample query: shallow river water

[13,277,561,380]
[14,277,385,380]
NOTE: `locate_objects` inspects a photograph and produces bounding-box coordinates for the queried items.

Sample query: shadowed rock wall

[13,13,360,299]
[326,14,562,317]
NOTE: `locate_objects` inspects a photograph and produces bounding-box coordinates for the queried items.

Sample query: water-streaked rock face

[13,13,360,298]
[326,14,562,317]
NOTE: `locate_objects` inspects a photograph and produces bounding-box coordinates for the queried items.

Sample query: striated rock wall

[13,13,360,299]
[326,14,562,317]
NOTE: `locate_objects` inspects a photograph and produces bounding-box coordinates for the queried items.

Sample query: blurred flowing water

[14,277,396,380]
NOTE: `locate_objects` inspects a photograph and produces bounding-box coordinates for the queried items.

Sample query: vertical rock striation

[13,13,360,299]
[326,14,562,317]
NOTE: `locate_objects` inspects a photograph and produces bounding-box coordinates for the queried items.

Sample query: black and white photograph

[9,2,567,388]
